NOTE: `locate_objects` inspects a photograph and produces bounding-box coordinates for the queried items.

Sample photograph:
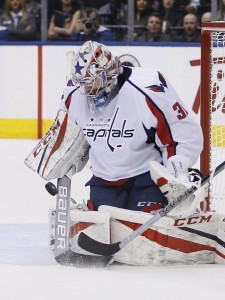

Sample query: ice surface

[0,139,225,300]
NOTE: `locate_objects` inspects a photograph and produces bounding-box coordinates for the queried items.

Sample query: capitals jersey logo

[145,72,168,93]
[83,107,135,152]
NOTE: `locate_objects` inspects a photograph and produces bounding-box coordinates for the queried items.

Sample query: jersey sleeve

[143,71,203,167]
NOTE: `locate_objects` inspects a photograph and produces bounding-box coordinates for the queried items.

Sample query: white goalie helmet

[72,40,123,110]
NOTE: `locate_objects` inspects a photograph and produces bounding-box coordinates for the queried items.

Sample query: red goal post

[201,22,225,212]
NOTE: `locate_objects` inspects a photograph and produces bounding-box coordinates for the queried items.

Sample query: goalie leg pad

[49,204,111,256]
[99,206,225,265]
[69,209,111,256]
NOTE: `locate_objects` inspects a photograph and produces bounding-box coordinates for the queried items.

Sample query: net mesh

[210,31,225,212]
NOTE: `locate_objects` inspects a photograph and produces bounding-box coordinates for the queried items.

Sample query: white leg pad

[99,205,225,265]
[69,209,110,255]
[48,206,110,256]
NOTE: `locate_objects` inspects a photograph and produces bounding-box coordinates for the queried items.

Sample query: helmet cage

[72,41,122,110]
[78,68,107,98]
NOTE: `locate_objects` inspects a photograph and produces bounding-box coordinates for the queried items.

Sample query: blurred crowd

[0,0,224,42]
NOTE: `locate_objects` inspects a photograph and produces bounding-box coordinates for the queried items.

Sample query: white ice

[0,139,225,300]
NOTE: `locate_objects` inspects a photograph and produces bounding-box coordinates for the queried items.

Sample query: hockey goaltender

[25,41,225,266]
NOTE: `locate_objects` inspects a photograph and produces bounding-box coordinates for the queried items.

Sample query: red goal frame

[200,22,225,211]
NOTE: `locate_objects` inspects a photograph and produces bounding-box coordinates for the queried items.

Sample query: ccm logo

[56,186,68,249]
[33,119,60,157]
[174,215,212,226]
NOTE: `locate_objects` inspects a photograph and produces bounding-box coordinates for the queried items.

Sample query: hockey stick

[53,168,113,266]
[53,52,76,263]
[66,50,75,85]
[78,160,225,256]
[53,168,73,264]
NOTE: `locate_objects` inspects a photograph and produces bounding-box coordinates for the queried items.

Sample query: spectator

[0,1,4,37]
[190,0,199,9]
[0,0,37,41]
[135,12,171,42]
[48,0,60,22]
[134,0,151,22]
[0,7,7,40]
[175,13,200,42]
[196,0,211,22]
[71,7,114,42]
[217,0,225,21]
[133,0,153,37]
[159,0,184,36]
[98,0,122,25]
[76,0,106,8]
[48,0,81,40]
[178,0,197,14]
[25,0,41,39]
[120,0,157,40]
[201,11,211,24]
[0,0,4,9]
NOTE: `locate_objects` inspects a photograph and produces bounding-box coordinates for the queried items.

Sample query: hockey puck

[45,182,58,196]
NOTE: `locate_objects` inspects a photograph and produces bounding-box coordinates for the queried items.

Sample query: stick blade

[55,249,113,267]
[78,232,121,256]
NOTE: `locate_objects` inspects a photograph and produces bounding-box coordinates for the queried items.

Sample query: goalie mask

[72,40,123,111]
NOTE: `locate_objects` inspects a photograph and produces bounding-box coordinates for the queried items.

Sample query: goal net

[201,22,225,213]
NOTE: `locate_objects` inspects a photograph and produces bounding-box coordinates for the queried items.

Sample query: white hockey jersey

[60,67,203,181]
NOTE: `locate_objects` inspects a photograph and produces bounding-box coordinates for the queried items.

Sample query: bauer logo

[56,186,68,249]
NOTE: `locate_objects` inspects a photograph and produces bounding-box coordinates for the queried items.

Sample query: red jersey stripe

[145,96,177,158]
